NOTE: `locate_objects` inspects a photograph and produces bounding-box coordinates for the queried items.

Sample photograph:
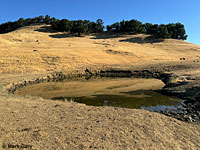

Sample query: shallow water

[16,77,182,111]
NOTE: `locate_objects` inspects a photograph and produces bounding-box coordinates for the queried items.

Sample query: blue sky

[0,0,199,45]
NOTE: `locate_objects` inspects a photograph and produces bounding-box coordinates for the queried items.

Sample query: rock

[33,49,39,52]
[180,57,186,60]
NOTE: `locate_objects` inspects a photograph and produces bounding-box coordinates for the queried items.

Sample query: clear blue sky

[0,0,199,45]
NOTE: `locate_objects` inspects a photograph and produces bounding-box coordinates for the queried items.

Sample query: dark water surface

[16,77,182,111]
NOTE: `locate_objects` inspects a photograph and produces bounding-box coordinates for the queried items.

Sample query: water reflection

[16,77,182,111]
[51,90,181,111]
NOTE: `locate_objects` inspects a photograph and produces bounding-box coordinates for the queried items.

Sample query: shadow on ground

[119,36,164,44]
[34,26,58,33]
[90,33,125,39]
[49,33,75,38]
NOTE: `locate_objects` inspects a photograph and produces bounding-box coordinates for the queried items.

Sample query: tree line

[0,15,52,34]
[107,19,187,40]
[0,15,187,40]
[51,18,104,36]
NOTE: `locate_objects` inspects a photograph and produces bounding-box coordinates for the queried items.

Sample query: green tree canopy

[0,16,188,40]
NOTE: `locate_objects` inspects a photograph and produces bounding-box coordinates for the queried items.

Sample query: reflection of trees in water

[51,91,181,111]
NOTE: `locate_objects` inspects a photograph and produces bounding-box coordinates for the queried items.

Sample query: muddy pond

[15,77,182,111]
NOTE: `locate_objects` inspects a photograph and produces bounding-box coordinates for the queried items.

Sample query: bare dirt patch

[105,49,133,56]
[1,96,200,150]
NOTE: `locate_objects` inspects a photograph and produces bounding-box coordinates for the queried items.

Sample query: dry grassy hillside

[0,25,200,74]
[1,25,200,150]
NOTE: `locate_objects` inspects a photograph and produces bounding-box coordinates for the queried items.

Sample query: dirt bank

[1,95,200,150]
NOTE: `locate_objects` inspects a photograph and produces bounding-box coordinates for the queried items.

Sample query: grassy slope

[0,25,200,74]
[0,25,200,149]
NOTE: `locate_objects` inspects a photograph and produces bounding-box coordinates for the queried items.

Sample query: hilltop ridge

[0,16,187,40]
[0,25,199,74]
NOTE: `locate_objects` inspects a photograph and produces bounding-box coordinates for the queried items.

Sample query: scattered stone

[180,57,186,60]
[20,128,31,132]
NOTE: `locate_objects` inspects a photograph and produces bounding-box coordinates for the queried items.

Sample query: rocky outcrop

[158,79,200,123]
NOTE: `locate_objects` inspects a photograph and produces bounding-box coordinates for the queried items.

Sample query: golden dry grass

[0,25,200,150]
[0,25,199,74]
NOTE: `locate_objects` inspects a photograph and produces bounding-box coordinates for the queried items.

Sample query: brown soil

[1,25,200,150]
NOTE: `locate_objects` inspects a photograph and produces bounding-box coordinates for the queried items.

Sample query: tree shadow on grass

[119,36,164,44]
[90,33,125,39]
[34,25,84,38]
[34,26,58,33]
[49,33,75,38]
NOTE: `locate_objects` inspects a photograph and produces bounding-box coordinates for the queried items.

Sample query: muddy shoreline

[158,80,200,123]
[6,68,200,123]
